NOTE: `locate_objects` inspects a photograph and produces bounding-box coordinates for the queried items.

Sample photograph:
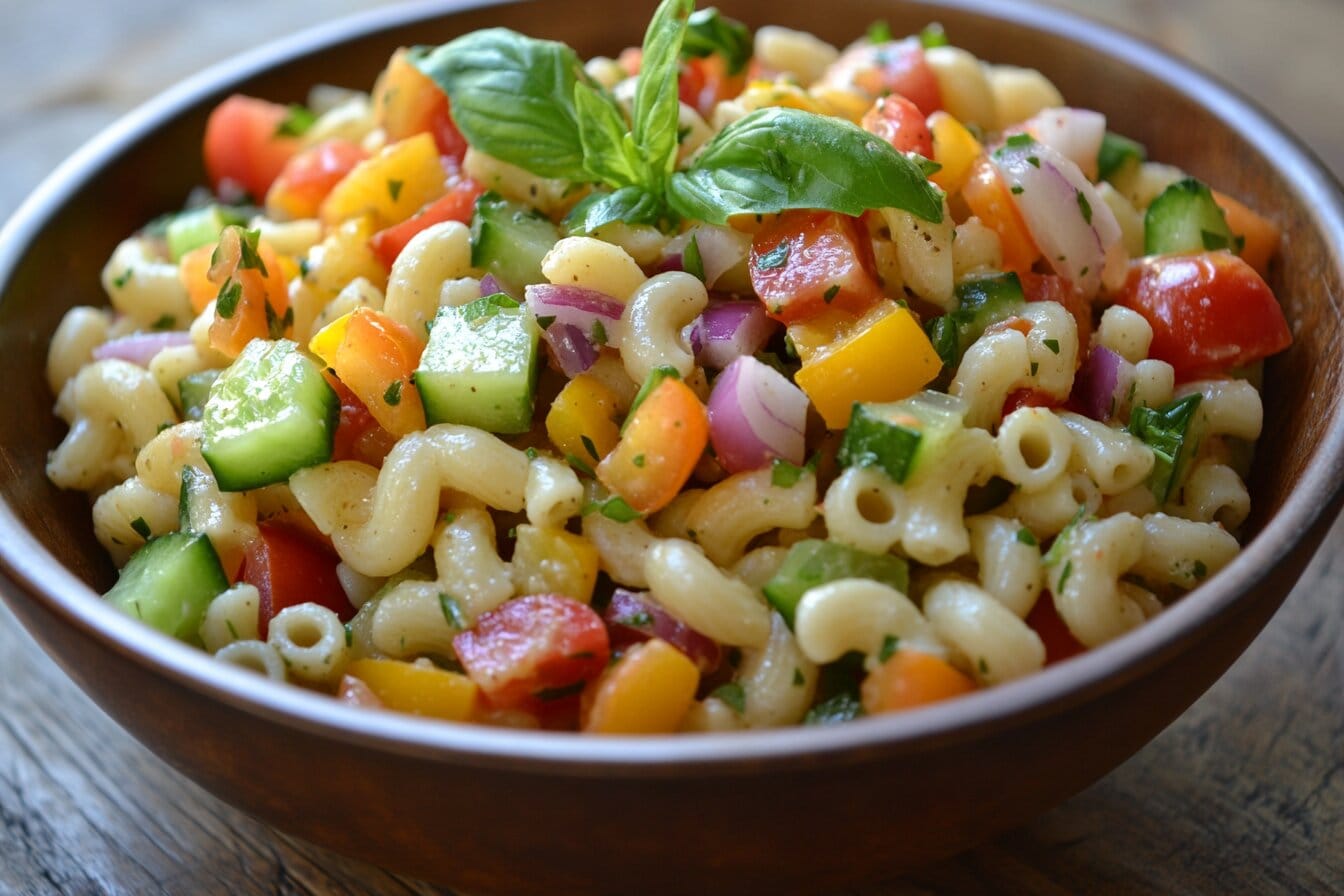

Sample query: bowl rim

[2,0,1343,777]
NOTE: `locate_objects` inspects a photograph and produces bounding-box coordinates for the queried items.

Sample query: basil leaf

[667,107,945,225]
[564,186,666,235]
[412,29,591,180]
[682,8,752,75]
[574,82,648,189]
[632,0,693,190]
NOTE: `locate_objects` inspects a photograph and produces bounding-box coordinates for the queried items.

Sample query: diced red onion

[993,140,1121,298]
[687,301,777,369]
[92,330,193,366]
[707,355,808,473]
[479,273,513,299]
[1021,107,1106,182]
[544,323,599,377]
[654,251,684,274]
[337,675,384,709]
[1074,344,1136,422]
[524,283,625,348]
[603,588,722,674]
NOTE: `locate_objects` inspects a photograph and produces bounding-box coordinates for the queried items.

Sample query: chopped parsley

[878,634,900,663]
[387,179,404,201]
[112,268,134,289]
[591,319,608,346]
[683,235,705,282]
[1077,190,1093,225]
[756,239,790,270]
[383,380,402,406]
[130,517,151,539]
[711,682,746,714]
[1043,338,1061,355]
[274,103,317,137]
[1016,527,1037,547]
[770,458,806,488]
[580,434,600,461]
[823,284,840,303]
[215,279,242,318]
[439,592,468,629]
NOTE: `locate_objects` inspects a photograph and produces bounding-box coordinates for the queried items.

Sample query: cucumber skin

[764,540,910,627]
[926,272,1026,369]
[201,339,339,492]
[470,192,559,292]
[838,391,966,484]
[416,299,541,434]
[177,369,221,421]
[104,532,228,643]
[1144,177,1235,256]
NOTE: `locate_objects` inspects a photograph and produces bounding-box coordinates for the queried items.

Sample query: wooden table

[2,1,1341,892]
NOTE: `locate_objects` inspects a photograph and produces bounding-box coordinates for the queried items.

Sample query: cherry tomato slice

[453,594,611,711]
[203,95,303,201]
[242,521,354,639]
[749,210,885,324]
[1116,251,1291,381]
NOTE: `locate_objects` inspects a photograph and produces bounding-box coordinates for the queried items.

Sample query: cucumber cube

[764,540,910,627]
[416,295,541,434]
[105,532,228,642]
[839,390,967,483]
[202,339,338,491]
[165,204,249,261]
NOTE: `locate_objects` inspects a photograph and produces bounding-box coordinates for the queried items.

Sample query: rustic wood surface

[2,0,1341,893]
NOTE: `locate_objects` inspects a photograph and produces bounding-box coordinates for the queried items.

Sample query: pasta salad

[46,0,1292,733]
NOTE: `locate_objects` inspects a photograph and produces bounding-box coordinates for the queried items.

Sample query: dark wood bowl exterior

[1,1,1342,893]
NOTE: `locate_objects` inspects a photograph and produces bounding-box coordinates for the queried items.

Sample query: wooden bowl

[1,1,1341,893]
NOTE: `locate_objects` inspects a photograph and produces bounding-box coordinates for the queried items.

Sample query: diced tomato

[1026,592,1087,665]
[848,39,942,116]
[326,374,399,466]
[241,521,354,639]
[313,308,427,437]
[265,139,368,221]
[860,649,975,714]
[453,594,611,711]
[203,95,303,201]
[678,55,745,119]
[1002,387,1063,417]
[207,229,290,358]
[1021,271,1092,354]
[369,177,485,269]
[1115,251,1292,381]
[860,94,933,158]
[597,377,709,515]
[962,155,1040,274]
[749,210,885,324]
[618,47,643,76]
[373,48,469,163]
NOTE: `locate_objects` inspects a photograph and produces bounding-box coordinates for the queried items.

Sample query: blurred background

[2,1,1341,894]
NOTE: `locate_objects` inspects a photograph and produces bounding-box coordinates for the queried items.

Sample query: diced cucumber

[764,540,910,627]
[104,532,228,642]
[470,191,560,291]
[165,204,250,261]
[202,339,339,491]
[177,369,221,421]
[1097,131,1146,183]
[838,390,967,483]
[178,465,215,533]
[1144,177,1237,256]
[1128,392,1203,502]
[925,272,1026,370]
[415,294,541,433]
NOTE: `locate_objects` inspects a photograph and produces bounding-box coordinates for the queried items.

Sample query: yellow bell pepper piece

[786,307,862,363]
[320,132,445,229]
[308,309,354,364]
[545,373,622,463]
[346,658,478,721]
[928,111,983,196]
[511,525,600,603]
[794,302,942,429]
[582,639,700,735]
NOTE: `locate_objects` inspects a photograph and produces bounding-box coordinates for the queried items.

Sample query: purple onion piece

[1076,344,1135,421]
[603,589,722,674]
[479,273,513,299]
[544,323,599,377]
[92,330,193,367]
[693,301,778,369]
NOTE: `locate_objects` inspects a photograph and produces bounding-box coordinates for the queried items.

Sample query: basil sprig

[410,29,591,179]
[415,0,943,231]
[668,107,944,224]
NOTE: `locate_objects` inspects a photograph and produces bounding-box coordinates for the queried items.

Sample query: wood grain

[2,0,1341,894]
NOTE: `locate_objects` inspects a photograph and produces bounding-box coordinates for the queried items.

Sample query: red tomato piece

[1026,592,1087,665]
[749,210,885,324]
[852,39,942,116]
[369,177,485,269]
[203,95,303,201]
[266,139,368,221]
[861,94,933,158]
[242,521,354,639]
[1115,251,1292,381]
[326,374,399,467]
[678,55,745,119]
[1002,387,1067,418]
[373,49,470,163]
[453,594,611,711]
[1021,271,1092,357]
